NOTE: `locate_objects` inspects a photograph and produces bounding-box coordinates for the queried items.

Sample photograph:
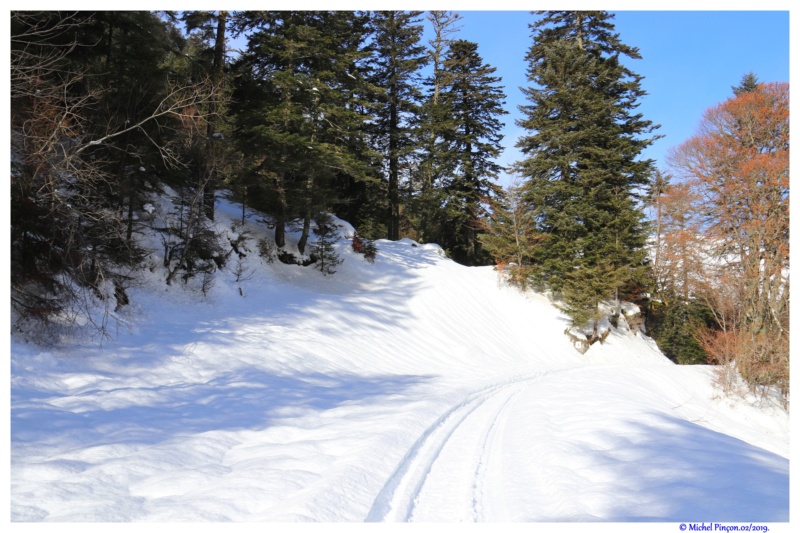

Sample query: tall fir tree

[368,11,428,240]
[181,11,229,222]
[515,11,659,336]
[434,39,508,265]
[413,11,462,244]
[231,11,377,253]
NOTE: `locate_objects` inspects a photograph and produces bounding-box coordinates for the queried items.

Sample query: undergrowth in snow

[9,194,790,523]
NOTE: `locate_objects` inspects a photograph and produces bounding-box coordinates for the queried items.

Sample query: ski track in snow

[367,372,548,522]
[470,378,518,522]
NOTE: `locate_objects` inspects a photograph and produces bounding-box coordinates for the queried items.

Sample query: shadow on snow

[12,370,434,447]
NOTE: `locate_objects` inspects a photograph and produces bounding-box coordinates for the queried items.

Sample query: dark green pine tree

[231,11,376,253]
[310,213,343,276]
[413,10,462,245]
[78,12,188,243]
[369,11,428,241]
[435,39,508,265]
[317,11,384,242]
[732,71,760,95]
[181,10,229,222]
[515,11,659,337]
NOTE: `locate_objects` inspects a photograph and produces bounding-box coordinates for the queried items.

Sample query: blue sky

[429,9,790,186]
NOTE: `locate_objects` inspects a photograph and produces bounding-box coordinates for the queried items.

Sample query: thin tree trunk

[274,173,287,248]
[388,89,400,241]
[203,11,227,221]
[297,174,314,255]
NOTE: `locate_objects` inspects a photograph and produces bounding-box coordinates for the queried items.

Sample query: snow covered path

[367,374,537,522]
[10,205,790,522]
[366,365,789,523]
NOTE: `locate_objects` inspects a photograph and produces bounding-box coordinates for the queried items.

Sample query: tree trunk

[388,88,400,241]
[297,174,315,255]
[203,11,227,222]
[274,172,287,248]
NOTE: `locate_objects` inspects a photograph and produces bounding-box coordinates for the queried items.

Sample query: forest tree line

[9,11,789,400]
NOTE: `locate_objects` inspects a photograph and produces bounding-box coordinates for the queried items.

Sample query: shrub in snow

[310,214,342,275]
[228,226,252,259]
[647,300,715,365]
[257,237,277,264]
[566,317,612,354]
[231,256,253,285]
[160,191,227,285]
[564,301,645,354]
[352,232,377,263]
[200,271,215,297]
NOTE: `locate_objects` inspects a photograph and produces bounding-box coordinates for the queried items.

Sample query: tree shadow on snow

[566,412,789,522]
[11,370,434,448]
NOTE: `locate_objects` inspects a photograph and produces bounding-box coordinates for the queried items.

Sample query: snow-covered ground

[9,196,790,523]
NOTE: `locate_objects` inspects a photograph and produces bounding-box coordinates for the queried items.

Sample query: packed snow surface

[10,198,789,522]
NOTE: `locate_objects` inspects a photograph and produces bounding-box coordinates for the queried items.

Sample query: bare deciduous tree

[10,11,221,336]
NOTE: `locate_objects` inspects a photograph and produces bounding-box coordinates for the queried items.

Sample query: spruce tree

[181,11,229,222]
[231,11,376,253]
[413,11,463,244]
[515,11,659,334]
[435,39,508,265]
[478,180,541,286]
[311,214,343,276]
[732,71,760,95]
[369,11,428,240]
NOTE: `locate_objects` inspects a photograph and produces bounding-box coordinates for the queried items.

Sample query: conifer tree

[515,11,659,335]
[435,39,508,265]
[732,71,760,95]
[479,180,541,286]
[181,11,229,222]
[231,11,376,253]
[311,214,343,276]
[413,11,463,243]
[10,11,215,329]
[54,11,192,248]
[369,11,428,240]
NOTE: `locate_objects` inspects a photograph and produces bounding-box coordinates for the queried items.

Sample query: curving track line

[365,374,546,522]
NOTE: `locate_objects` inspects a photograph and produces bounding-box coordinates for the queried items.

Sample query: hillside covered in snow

[9,196,790,522]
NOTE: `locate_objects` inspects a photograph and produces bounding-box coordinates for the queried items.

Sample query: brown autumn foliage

[651,179,707,304]
[668,82,789,403]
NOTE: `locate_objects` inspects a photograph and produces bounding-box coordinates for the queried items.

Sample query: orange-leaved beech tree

[667,81,789,402]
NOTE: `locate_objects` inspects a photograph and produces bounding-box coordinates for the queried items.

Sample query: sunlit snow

[10,196,789,523]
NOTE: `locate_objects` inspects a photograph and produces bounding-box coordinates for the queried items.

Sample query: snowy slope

[9,196,790,522]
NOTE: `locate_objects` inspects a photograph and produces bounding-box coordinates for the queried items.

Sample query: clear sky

[425,8,791,186]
